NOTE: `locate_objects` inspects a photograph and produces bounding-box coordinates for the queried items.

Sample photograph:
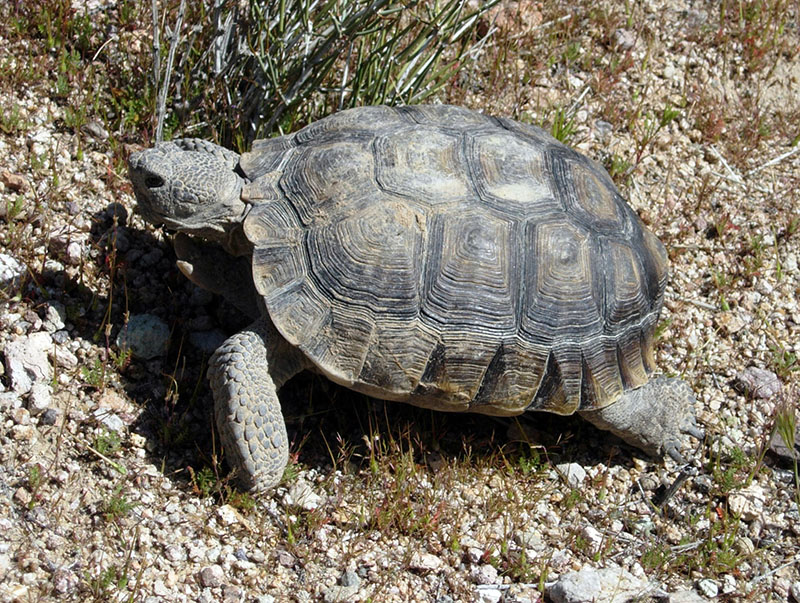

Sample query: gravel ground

[1,1,799,601]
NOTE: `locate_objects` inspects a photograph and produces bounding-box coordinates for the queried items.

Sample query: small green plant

[4,196,25,221]
[103,484,137,522]
[94,429,122,456]
[709,444,750,494]
[605,153,632,182]
[631,102,681,166]
[226,488,256,513]
[710,268,731,311]
[641,543,669,571]
[774,399,799,506]
[190,466,217,498]
[654,317,672,340]
[785,216,800,239]
[81,358,106,389]
[563,488,582,510]
[84,564,129,600]
[549,107,577,144]
[28,464,44,490]
[110,346,132,371]
[770,344,798,379]
[0,103,28,134]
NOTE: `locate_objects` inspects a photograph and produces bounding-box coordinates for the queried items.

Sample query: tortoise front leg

[208,319,306,492]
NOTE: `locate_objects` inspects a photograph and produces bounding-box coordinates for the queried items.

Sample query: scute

[243,105,668,414]
[468,131,555,215]
[307,200,424,316]
[421,208,518,331]
[375,127,469,203]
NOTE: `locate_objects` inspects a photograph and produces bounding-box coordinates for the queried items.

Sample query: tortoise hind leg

[208,318,308,492]
[579,377,703,462]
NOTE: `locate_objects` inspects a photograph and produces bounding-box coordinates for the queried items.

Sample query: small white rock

[556,463,586,488]
[52,346,79,370]
[164,544,186,563]
[216,504,243,526]
[696,578,718,598]
[409,551,443,572]
[43,303,66,332]
[580,524,604,554]
[92,408,125,433]
[66,241,82,265]
[790,581,800,602]
[284,480,322,511]
[728,484,766,521]
[476,585,503,603]
[27,382,51,415]
[470,563,499,585]
[0,253,25,289]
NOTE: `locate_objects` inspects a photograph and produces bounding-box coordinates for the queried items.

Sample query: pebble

[696,578,718,598]
[92,408,126,433]
[556,463,586,488]
[4,332,54,394]
[728,484,766,521]
[323,584,359,603]
[40,407,62,426]
[504,583,541,602]
[790,581,800,602]
[165,544,186,562]
[52,568,79,595]
[13,487,32,506]
[66,241,82,265]
[663,590,706,602]
[470,563,499,585]
[515,528,544,550]
[409,551,443,572]
[81,119,109,140]
[284,479,322,511]
[27,382,51,416]
[198,564,224,588]
[0,392,22,409]
[579,524,604,554]
[613,28,635,50]
[548,565,649,603]
[475,585,503,603]
[736,367,782,399]
[217,504,244,527]
[43,302,66,332]
[52,346,79,370]
[115,314,170,359]
[770,420,799,462]
[0,253,25,289]
[12,423,35,442]
[0,170,28,192]
[222,584,244,602]
[340,569,360,587]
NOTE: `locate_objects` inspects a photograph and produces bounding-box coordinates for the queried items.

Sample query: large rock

[4,332,53,394]
[115,314,170,359]
[0,253,25,290]
[548,565,650,603]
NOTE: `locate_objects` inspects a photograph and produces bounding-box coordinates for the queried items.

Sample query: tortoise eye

[145,175,164,188]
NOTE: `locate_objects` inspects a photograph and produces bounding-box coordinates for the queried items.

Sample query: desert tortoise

[128,104,702,492]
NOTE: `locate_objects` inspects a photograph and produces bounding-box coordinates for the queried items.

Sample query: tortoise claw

[666,443,686,464]
[683,424,705,441]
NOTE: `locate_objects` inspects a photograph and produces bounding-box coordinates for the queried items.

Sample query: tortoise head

[128,140,247,244]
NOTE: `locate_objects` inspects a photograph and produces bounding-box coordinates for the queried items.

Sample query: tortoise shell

[239,105,668,416]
